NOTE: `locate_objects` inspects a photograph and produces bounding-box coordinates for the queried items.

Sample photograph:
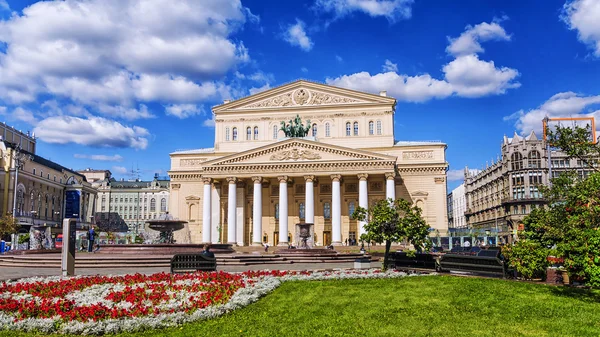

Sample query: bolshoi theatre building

[168,80,448,246]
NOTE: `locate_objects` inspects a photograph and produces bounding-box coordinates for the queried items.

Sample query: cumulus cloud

[74,154,123,162]
[164,104,204,119]
[314,0,414,23]
[33,116,149,149]
[249,84,272,95]
[0,0,9,11]
[382,59,398,72]
[0,0,253,114]
[562,0,600,57]
[448,168,481,181]
[283,19,313,51]
[111,166,128,174]
[505,92,600,135]
[446,21,511,56]
[327,19,520,102]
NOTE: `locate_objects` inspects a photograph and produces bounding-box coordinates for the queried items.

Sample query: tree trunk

[383,240,392,271]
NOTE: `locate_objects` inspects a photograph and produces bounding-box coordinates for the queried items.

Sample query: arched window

[377,120,382,135]
[324,202,331,219]
[348,201,356,217]
[511,152,523,170]
[312,123,317,137]
[273,125,278,139]
[225,127,230,141]
[528,150,541,168]
[254,126,259,140]
[160,198,167,212]
[32,168,36,175]
[325,122,331,137]
[246,127,252,140]
[353,122,359,136]
[369,121,374,135]
[40,170,43,177]
[275,203,279,220]
[150,198,156,212]
[346,122,351,136]
[17,189,24,214]
[299,202,305,219]
[232,127,238,141]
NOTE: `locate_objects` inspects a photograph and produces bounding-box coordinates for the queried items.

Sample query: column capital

[251,176,263,184]
[202,177,212,184]
[385,172,396,180]
[330,174,342,182]
[226,177,237,184]
[357,173,369,181]
[304,175,315,183]
[277,175,289,183]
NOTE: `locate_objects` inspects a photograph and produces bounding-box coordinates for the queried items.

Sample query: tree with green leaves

[518,123,600,285]
[0,214,19,239]
[352,198,431,270]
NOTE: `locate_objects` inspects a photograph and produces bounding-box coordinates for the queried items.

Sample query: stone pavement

[0,261,383,281]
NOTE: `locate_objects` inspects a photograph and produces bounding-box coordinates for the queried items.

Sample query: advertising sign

[65,190,81,219]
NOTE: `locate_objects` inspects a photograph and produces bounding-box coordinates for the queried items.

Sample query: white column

[278,175,289,246]
[386,172,396,201]
[331,174,342,245]
[304,175,315,224]
[252,176,262,245]
[358,173,368,236]
[227,177,237,245]
[202,177,212,243]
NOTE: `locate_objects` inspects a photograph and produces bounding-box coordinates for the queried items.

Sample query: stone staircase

[0,252,372,269]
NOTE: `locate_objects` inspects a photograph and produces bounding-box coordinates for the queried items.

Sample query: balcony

[501,196,546,204]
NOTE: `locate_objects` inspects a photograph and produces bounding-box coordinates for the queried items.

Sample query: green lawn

[3,275,600,337]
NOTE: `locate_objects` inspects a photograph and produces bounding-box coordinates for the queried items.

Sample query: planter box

[546,267,570,285]
[354,258,371,269]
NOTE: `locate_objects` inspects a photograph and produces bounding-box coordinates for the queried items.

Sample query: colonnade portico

[200,171,398,246]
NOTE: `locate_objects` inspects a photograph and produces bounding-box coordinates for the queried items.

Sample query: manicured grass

[3,275,600,336]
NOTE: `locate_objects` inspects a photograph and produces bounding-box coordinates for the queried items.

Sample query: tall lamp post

[5,144,33,218]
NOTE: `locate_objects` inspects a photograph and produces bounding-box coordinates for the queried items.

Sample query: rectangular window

[376,121,382,135]
[299,202,305,220]
[324,202,331,220]
[275,203,279,220]
[273,125,278,139]
[225,128,230,141]
[325,123,330,137]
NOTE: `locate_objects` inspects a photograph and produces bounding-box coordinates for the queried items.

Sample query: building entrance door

[273,231,279,246]
[323,231,331,246]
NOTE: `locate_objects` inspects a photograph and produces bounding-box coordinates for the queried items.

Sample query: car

[55,234,63,249]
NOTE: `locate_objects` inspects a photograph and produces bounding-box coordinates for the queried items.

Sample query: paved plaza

[0,261,383,281]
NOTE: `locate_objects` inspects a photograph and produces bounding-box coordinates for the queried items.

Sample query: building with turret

[464,131,596,243]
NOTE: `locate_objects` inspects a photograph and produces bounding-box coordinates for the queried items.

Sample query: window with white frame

[273,125,278,139]
[325,122,331,137]
[377,120,382,135]
[312,123,317,137]
[232,127,238,141]
[353,121,358,136]
[346,122,351,136]
[368,121,374,135]
[254,126,259,140]
[225,127,230,141]
[246,127,252,140]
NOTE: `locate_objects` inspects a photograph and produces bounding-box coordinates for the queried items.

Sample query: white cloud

[164,104,204,119]
[448,168,481,181]
[33,116,149,149]
[442,54,520,97]
[505,92,600,135]
[0,0,9,11]
[0,0,253,111]
[382,59,398,72]
[203,116,216,127]
[336,55,343,62]
[562,0,600,57]
[314,0,414,23]
[446,21,511,57]
[74,154,123,162]
[12,107,38,125]
[327,19,519,102]
[0,106,6,114]
[249,84,272,95]
[327,71,453,102]
[301,67,309,73]
[283,19,313,51]
[112,166,128,174]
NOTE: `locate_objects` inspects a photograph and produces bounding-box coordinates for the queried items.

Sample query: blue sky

[0,0,599,191]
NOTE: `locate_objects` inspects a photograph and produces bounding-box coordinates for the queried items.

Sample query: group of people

[344,238,359,246]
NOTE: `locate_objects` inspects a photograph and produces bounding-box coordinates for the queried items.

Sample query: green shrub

[502,240,549,280]
[18,233,30,244]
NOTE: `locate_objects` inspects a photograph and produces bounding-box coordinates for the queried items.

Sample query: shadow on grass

[548,285,600,303]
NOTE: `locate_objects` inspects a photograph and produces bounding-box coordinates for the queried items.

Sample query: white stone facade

[450,184,466,229]
[169,80,449,246]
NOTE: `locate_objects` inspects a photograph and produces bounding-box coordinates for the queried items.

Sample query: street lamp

[5,143,33,218]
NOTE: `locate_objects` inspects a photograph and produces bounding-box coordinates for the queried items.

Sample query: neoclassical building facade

[169,80,448,246]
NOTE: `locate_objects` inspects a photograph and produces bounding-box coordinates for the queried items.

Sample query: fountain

[276,223,337,255]
[96,212,234,254]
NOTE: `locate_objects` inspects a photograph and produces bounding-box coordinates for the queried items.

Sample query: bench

[170,253,217,274]
[438,249,506,277]
[387,252,437,270]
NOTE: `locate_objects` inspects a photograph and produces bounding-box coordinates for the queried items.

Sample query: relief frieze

[180,158,208,167]
[243,89,362,109]
[270,148,322,161]
[402,151,434,160]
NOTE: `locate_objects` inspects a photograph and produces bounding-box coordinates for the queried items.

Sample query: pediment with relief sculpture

[213,80,395,112]
[202,138,397,167]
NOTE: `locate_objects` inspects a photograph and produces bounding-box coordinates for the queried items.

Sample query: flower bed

[0,269,421,335]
